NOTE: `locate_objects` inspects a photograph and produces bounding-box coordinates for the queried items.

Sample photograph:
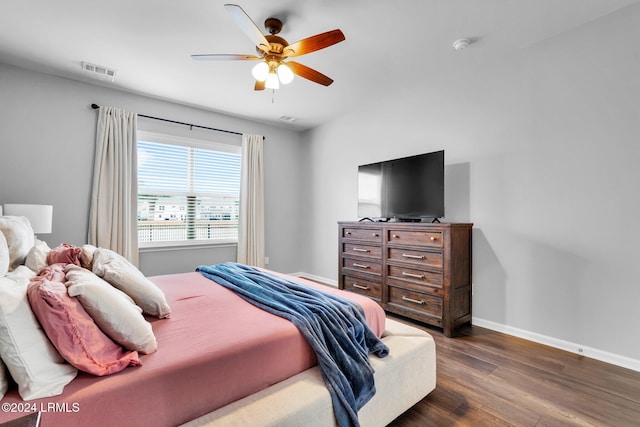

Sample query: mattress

[0,271,387,427]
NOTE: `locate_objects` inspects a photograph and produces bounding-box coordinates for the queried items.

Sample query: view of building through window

[137,137,241,246]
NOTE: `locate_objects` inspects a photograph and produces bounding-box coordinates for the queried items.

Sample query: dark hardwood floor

[387,316,640,427]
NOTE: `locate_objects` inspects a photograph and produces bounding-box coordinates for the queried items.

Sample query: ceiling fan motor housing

[263,35,288,54]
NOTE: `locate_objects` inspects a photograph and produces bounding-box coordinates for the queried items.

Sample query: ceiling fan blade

[224,4,270,54]
[283,29,345,58]
[191,53,261,61]
[254,80,265,91]
[287,61,334,86]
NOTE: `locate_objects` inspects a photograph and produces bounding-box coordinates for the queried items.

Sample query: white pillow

[65,265,158,354]
[0,216,35,271]
[24,239,51,273]
[92,248,171,319]
[0,266,77,400]
[0,232,9,276]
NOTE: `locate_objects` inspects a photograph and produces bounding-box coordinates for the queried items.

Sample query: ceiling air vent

[279,115,297,124]
[81,62,117,82]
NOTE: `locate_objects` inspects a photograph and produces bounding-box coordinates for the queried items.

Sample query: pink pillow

[27,267,141,376]
[37,262,66,281]
[47,243,82,266]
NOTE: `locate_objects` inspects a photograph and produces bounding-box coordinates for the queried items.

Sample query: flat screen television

[358,150,444,221]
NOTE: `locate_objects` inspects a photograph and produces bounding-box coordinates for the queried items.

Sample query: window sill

[139,241,237,253]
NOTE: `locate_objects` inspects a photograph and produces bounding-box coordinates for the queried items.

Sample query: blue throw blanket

[196,263,389,427]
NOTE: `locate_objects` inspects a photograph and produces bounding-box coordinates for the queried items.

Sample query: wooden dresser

[338,221,472,337]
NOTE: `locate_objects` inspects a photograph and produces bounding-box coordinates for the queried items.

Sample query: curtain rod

[90,103,260,139]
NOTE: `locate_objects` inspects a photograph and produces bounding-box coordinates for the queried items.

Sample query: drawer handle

[430,236,437,241]
[345,231,352,235]
[353,247,370,253]
[352,263,370,269]
[372,233,379,237]
[352,284,370,290]
[402,296,425,305]
[392,234,399,239]
[402,271,425,279]
[402,253,424,260]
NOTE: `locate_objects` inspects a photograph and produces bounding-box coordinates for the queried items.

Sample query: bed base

[181,318,436,427]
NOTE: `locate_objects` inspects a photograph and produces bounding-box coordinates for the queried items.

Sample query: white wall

[300,5,640,367]
[0,63,305,276]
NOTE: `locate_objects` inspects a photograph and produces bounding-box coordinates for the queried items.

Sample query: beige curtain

[237,134,264,267]
[88,106,139,265]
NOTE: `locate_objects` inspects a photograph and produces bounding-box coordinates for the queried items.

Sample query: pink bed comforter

[0,271,385,427]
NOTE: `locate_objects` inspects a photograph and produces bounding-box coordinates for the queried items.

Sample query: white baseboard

[472,317,640,373]
[288,272,338,288]
[288,272,640,373]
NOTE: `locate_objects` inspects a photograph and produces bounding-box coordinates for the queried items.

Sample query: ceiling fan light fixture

[277,63,294,84]
[251,62,269,81]
[265,72,280,89]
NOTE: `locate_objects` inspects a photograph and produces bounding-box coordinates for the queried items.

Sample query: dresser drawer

[342,243,382,258]
[342,227,382,242]
[342,275,382,300]
[387,285,443,319]
[387,265,442,288]
[342,257,382,276]
[387,247,443,269]
[387,229,443,248]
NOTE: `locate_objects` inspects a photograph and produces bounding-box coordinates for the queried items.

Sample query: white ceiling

[1,0,637,130]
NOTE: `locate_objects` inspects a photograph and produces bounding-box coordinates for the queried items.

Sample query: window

[136,131,241,247]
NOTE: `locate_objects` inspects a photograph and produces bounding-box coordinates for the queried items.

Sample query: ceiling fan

[192,4,345,91]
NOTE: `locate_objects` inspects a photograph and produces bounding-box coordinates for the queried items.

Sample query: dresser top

[338,221,473,228]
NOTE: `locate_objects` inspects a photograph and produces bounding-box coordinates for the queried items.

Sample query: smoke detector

[81,62,117,82]
[452,39,470,51]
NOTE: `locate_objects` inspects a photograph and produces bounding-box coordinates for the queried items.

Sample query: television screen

[357,150,444,221]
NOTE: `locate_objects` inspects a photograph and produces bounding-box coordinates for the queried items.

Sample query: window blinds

[137,138,241,245]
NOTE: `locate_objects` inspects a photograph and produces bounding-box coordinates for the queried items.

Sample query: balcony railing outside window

[138,220,238,243]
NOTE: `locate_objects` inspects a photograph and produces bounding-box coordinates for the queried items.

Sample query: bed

[0,215,436,427]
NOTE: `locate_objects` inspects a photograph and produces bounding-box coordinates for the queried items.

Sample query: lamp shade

[251,62,269,81]
[3,204,53,234]
[277,63,294,84]
[265,72,280,89]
